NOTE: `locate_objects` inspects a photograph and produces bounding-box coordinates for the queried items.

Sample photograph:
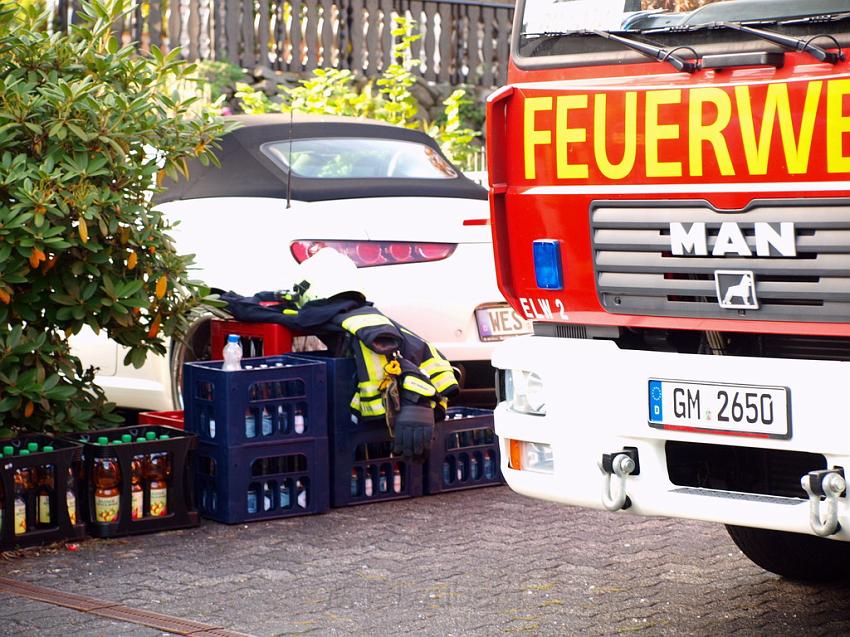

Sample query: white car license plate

[648,379,791,439]
[475,305,533,341]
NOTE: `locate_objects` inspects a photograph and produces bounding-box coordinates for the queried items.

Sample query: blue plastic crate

[425,407,503,494]
[289,352,424,506]
[196,437,329,524]
[183,355,327,448]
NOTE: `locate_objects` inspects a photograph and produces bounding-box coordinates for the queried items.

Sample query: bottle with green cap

[145,431,157,441]
[13,454,34,535]
[97,436,109,446]
[3,445,13,457]
[65,464,78,526]
[93,444,121,524]
[145,437,171,517]
[37,446,55,528]
[26,442,39,453]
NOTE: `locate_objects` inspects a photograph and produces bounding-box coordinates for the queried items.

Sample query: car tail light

[290,240,456,267]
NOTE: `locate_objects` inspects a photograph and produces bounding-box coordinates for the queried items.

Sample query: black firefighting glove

[392,403,434,460]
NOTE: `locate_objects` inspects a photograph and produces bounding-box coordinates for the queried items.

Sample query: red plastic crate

[139,410,184,429]
[210,319,294,359]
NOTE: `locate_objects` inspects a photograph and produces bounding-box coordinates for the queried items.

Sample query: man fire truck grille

[590,200,850,322]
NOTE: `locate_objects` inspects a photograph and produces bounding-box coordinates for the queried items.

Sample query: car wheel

[169,314,213,409]
[725,524,850,581]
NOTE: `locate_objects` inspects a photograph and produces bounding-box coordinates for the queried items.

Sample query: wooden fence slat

[290,0,305,72]
[480,5,493,87]
[437,2,451,82]
[350,0,365,74]
[496,6,510,87]
[409,1,422,68]
[271,0,284,70]
[365,0,380,75]
[224,0,240,63]
[240,0,254,66]
[466,3,479,85]
[320,0,336,66]
[257,0,271,67]
[380,0,393,70]
[187,0,200,60]
[422,1,437,81]
[305,0,321,70]
[149,0,163,48]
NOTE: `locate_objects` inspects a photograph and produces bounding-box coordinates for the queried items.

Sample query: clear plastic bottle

[296,479,307,508]
[350,468,359,496]
[222,334,243,371]
[392,465,402,493]
[279,481,290,508]
[293,408,305,435]
[483,451,495,480]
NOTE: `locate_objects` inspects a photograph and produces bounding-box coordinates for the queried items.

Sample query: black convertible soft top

[156,114,487,203]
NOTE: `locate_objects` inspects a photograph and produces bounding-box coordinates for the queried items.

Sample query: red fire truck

[488,0,850,580]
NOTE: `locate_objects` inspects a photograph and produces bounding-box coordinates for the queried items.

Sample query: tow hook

[600,447,639,512]
[801,468,846,537]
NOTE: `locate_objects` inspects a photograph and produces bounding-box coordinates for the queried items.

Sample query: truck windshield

[521,0,850,53]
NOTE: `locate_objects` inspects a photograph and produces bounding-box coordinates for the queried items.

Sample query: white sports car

[72,114,531,411]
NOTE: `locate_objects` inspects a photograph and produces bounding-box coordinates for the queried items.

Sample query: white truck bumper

[493,335,850,540]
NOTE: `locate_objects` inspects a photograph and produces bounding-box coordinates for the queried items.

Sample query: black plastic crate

[195,437,329,524]
[290,352,424,507]
[63,425,199,538]
[0,435,86,550]
[184,355,327,448]
[425,407,503,494]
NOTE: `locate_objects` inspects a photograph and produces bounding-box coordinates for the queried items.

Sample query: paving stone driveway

[3,486,850,636]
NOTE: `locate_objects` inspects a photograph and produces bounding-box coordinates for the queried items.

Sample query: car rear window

[261,137,458,179]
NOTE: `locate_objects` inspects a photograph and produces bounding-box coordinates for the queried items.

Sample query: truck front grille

[591,200,850,322]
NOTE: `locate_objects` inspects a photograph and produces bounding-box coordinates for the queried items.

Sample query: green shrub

[0,0,231,436]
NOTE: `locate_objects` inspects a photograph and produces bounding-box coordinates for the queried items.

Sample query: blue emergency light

[532,240,563,290]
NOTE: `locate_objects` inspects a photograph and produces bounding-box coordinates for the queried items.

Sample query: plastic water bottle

[364,471,373,497]
[293,409,305,434]
[378,468,388,493]
[222,334,243,371]
[296,480,307,508]
[483,451,495,479]
[279,482,291,508]
[443,460,451,485]
[261,408,273,436]
[470,456,480,480]
[393,465,402,493]
[350,469,359,496]
[247,488,258,514]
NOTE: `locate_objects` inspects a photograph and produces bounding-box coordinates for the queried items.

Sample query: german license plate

[648,379,791,439]
[475,304,533,341]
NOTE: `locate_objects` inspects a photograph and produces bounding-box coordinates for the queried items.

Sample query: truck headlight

[508,440,554,474]
[505,369,546,415]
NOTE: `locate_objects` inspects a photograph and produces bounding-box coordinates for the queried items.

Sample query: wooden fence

[55,0,514,87]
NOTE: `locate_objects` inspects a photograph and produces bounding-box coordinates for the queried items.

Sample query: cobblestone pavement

[3,486,850,636]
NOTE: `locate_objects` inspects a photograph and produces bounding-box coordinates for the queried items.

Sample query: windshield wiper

[524,29,699,72]
[590,30,699,72]
[716,22,845,64]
